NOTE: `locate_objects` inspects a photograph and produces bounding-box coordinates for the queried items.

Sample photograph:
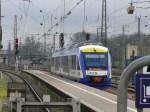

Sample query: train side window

[68,56,71,69]
[147,65,150,72]
[55,57,59,70]
[52,58,54,66]
[54,57,58,70]
[58,56,62,68]
[62,56,68,68]
[66,56,68,67]
[54,58,56,66]
[63,56,69,72]
[77,61,80,70]
[62,56,65,68]
[72,55,76,70]
[76,56,80,70]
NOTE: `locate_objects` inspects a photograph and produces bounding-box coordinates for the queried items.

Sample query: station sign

[136,74,150,108]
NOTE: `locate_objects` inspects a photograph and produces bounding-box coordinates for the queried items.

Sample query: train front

[79,45,111,88]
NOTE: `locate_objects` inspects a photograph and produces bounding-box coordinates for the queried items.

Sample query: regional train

[51,44,112,88]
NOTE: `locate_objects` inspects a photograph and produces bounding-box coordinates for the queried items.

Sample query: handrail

[117,56,150,112]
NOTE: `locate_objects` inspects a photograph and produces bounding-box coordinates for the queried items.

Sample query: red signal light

[15,38,18,49]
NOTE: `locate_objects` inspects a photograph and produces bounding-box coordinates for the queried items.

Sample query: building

[126,44,138,60]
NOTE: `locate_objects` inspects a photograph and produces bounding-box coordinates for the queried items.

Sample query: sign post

[136,74,150,112]
[117,56,150,112]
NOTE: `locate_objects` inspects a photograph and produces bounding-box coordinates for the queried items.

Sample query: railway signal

[85,33,90,41]
[0,43,2,49]
[15,38,19,55]
[59,33,64,48]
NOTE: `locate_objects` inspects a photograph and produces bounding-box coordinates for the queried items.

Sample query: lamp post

[40,10,47,54]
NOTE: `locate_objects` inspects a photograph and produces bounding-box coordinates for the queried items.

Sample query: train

[51,44,112,88]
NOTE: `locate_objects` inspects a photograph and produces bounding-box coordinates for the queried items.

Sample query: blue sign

[136,74,150,108]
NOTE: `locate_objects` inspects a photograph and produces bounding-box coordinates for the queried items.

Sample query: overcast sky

[1,0,150,49]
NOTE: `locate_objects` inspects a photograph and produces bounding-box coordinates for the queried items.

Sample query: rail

[112,76,135,92]
[0,69,50,112]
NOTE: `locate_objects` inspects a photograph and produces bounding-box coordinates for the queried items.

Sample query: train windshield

[84,53,107,69]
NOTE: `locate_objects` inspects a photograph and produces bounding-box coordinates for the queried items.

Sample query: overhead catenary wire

[47,0,85,33]
[4,0,149,46]
[46,0,144,38]
[21,0,31,38]
[7,0,40,24]
[7,0,41,39]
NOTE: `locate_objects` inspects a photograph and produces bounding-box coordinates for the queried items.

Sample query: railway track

[110,83,135,100]
[111,75,135,92]
[1,68,136,103]
[111,82,135,92]
[37,70,136,101]
[106,77,135,100]
[0,70,50,112]
[39,69,135,93]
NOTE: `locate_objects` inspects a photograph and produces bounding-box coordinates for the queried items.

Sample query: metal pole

[17,99,22,112]
[72,99,80,112]
[0,0,2,45]
[14,15,19,72]
[7,41,11,65]
[42,15,46,54]
[53,34,55,53]
[122,25,125,67]
[63,0,65,33]
[104,0,107,46]
[51,14,53,28]
[125,35,127,67]
[83,0,86,32]
[101,0,104,44]
[44,33,46,53]
[117,56,150,112]
[138,17,142,56]
[101,0,107,46]
[122,25,127,67]
[97,27,99,41]
[14,15,17,47]
[0,0,1,28]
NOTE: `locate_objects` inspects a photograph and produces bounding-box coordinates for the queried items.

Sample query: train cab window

[84,53,107,69]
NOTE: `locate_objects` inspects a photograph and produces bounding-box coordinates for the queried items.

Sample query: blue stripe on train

[79,52,86,78]
[79,77,111,89]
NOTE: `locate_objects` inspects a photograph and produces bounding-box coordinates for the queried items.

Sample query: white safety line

[36,70,137,112]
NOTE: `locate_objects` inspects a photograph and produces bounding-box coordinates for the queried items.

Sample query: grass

[0,75,7,112]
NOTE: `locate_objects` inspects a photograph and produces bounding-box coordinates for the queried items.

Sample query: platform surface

[24,70,149,112]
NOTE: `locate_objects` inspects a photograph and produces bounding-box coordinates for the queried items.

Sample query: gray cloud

[1,0,150,49]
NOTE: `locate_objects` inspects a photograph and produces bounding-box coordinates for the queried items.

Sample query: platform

[24,70,137,112]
